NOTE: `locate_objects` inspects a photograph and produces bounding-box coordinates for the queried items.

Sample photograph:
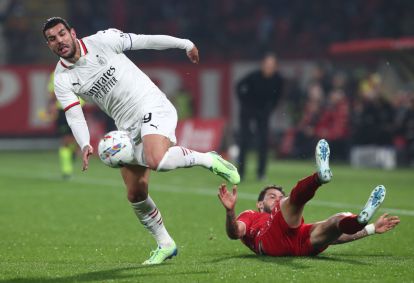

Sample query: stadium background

[1,0,414,167]
[0,1,413,282]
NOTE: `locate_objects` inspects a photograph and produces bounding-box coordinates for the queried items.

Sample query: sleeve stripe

[64,101,80,112]
[128,33,133,50]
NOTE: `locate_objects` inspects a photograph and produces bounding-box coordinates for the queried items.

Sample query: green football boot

[209,151,240,184]
[142,243,178,265]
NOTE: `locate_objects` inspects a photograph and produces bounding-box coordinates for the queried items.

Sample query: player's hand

[218,184,238,211]
[187,46,199,64]
[82,145,94,171]
[374,213,400,234]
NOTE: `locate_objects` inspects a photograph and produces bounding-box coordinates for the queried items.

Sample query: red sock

[338,215,366,234]
[289,173,321,206]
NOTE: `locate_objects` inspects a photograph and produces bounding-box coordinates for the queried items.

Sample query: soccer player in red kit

[218,139,400,256]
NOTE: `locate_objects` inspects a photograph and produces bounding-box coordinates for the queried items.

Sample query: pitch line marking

[2,170,414,217]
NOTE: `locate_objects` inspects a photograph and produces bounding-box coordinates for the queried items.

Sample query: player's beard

[58,37,76,59]
[263,204,272,214]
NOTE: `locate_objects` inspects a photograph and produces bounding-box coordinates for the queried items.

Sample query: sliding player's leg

[280,173,322,227]
[280,139,332,227]
[120,164,177,265]
[309,185,386,250]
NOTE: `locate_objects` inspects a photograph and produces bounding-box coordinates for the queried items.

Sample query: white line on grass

[3,170,414,217]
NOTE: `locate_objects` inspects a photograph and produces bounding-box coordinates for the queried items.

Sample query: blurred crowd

[280,66,414,166]
[1,0,414,64]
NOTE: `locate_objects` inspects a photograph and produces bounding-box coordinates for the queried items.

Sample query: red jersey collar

[60,38,88,69]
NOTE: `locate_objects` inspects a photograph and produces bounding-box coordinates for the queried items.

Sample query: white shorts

[128,94,178,166]
[140,96,178,144]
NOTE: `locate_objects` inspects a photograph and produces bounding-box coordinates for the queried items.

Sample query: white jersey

[53,29,193,147]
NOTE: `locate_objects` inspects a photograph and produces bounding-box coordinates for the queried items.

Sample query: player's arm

[332,214,400,245]
[65,105,93,171]
[98,29,199,63]
[218,184,246,239]
[55,74,93,171]
[128,33,198,63]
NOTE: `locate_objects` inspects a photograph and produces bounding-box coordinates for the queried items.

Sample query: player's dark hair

[42,17,71,40]
[257,185,285,201]
[263,52,277,59]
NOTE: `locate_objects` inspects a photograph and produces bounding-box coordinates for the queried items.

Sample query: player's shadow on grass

[0,265,212,283]
[207,254,312,269]
[209,253,370,268]
[312,255,371,266]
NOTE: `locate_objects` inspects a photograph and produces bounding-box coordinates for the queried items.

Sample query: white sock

[156,146,213,171]
[131,196,174,248]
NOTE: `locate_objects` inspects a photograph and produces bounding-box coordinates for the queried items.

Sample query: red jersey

[236,210,270,254]
[237,206,327,256]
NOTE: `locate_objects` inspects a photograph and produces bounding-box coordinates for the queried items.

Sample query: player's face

[45,23,77,59]
[258,189,284,213]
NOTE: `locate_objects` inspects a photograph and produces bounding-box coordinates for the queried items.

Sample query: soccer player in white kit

[43,17,240,265]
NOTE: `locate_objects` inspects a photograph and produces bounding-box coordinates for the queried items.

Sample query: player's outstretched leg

[288,139,333,206]
[156,146,240,184]
[338,185,386,234]
[315,139,332,183]
[281,140,333,227]
[357,185,387,223]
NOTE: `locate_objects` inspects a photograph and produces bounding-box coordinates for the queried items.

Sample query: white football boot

[315,139,333,184]
[357,185,386,224]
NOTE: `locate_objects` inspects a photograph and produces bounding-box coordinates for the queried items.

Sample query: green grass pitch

[0,151,413,282]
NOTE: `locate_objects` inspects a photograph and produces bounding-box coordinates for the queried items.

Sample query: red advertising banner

[0,66,54,135]
[176,118,226,152]
[0,64,231,136]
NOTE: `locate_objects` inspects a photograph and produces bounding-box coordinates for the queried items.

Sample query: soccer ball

[98,131,134,168]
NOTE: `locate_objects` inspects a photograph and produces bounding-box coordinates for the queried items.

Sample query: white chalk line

[1,170,414,217]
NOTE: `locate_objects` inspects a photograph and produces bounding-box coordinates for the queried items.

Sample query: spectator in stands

[290,82,324,158]
[3,0,35,64]
[236,53,284,181]
[393,92,414,166]
[315,89,350,159]
[352,74,394,146]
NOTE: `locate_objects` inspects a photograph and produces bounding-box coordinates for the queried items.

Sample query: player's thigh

[309,213,347,248]
[142,134,172,168]
[280,197,304,228]
[141,99,178,168]
[120,164,151,202]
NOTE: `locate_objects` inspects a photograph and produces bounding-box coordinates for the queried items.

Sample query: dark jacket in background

[236,70,284,179]
[237,70,284,114]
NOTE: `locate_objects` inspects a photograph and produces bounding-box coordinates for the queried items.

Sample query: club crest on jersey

[96,54,107,66]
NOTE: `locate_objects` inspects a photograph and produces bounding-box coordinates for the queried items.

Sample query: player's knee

[145,151,167,170]
[126,179,149,203]
[333,212,353,225]
[145,154,163,170]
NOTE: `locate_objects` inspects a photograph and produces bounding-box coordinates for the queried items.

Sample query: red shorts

[258,210,327,256]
